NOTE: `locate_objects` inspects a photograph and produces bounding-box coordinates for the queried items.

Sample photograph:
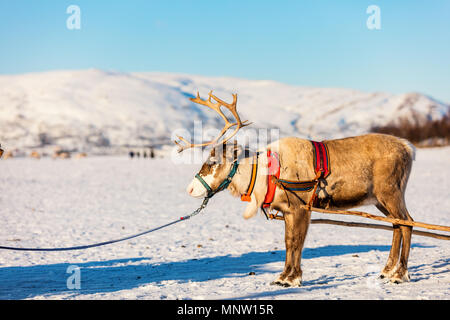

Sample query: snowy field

[0,146,449,300]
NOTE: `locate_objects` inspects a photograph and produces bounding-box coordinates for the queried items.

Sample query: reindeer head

[187,142,244,198]
[175,91,250,198]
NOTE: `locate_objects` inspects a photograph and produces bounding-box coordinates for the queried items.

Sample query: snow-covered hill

[0,69,448,153]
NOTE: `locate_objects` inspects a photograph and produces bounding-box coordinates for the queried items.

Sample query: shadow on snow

[0,243,435,299]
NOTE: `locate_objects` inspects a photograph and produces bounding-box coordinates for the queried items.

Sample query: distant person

[150,148,155,159]
[129,151,134,158]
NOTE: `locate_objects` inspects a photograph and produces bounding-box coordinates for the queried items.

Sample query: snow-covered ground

[0,146,448,300]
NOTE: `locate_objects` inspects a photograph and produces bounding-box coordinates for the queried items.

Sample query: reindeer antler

[174,91,251,153]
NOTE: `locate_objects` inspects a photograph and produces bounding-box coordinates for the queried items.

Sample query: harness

[311,140,331,179]
[272,141,331,209]
[262,150,280,208]
[239,141,331,215]
[241,154,258,202]
[195,140,331,216]
[238,150,280,208]
[195,160,239,199]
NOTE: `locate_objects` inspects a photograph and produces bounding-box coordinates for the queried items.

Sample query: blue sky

[0,0,449,102]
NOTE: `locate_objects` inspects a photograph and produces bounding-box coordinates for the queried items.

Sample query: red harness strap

[308,141,331,208]
[261,142,330,210]
[262,150,280,208]
[311,141,331,178]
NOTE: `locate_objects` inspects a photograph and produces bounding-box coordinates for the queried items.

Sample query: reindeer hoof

[271,278,301,287]
[380,266,396,280]
[390,270,410,284]
[285,277,302,287]
[270,280,287,286]
[270,275,286,286]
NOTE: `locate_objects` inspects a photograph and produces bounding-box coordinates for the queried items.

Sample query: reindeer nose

[187,185,194,195]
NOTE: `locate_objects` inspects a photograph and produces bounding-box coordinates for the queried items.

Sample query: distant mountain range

[0,69,448,154]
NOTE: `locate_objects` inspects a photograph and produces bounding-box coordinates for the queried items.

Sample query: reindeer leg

[376,204,402,279]
[382,226,402,279]
[391,203,413,283]
[271,208,310,287]
[285,208,310,287]
[390,225,412,283]
[271,211,294,286]
[376,196,412,283]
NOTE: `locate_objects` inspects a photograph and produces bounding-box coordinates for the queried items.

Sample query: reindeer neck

[228,151,266,198]
[228,163,247,197]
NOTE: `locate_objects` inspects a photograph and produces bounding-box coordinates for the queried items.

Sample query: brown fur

[75,152,87,159]
[53,151,71,159]
[30,151,41,159]
[2,150,13,159]
[194,133,415,286]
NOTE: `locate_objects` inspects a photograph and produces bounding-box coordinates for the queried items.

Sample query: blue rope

[0,198,210,252]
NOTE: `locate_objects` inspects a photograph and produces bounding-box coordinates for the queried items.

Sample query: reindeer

[52,149,71,159]
[30,150,41,159]
[75,152,87,159]
[2,150,13,159]
[176,91,415,287]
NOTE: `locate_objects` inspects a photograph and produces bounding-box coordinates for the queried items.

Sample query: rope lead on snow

[0,197,211,252]
[180,197,210,220]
